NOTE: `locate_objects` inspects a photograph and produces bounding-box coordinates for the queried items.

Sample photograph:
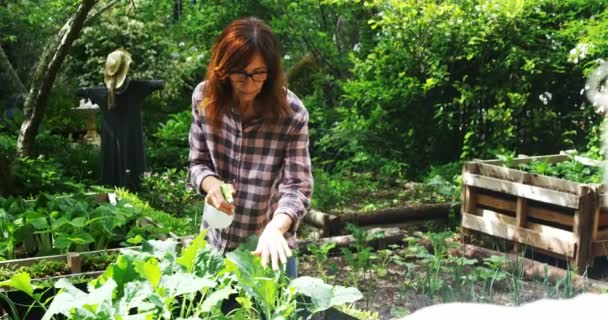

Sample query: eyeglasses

[228,71,268,83]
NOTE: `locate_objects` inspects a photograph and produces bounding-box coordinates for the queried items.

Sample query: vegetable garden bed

[0,232,365,320]
[0,192,180,282]
[461,151,608,273]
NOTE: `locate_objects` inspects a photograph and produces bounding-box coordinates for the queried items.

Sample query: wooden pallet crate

[460,152,608,273]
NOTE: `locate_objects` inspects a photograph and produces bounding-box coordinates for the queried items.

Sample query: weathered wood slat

[600,212,608,227]
[339,203,452,226]
[598,195,608,208]
[0,246,140,269]
[462,173,580,209]
[462,212,575,257]
[476,209,574,241]
[476,162,579,194]
[476,193,575,227]
[477,154,570,166]
[594,229,608,240]
[574,185,596,269]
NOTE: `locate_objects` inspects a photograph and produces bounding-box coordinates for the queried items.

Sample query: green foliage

[0,260,69,281]
[517,159,603,183]
[11,156,83,197]
[67,1,172,89]
[322,0,608,179]
[116,188,195,236]
[0,192,179,260]
[2,234,363,319]
[311,168,378,211]
[140,168,193,213]
[145,110,191,170]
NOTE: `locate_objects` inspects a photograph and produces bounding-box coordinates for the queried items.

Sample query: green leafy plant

[2,232,364,319]
[307,241,336,280]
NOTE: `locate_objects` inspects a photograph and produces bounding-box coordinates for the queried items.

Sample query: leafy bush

[145,110,191,170]
[139,168,198,215]
[517,159,603,183]
[311,168,377,211]
[321,0,608,179]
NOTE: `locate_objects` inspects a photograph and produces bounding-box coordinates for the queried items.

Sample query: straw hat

[104,48,132,108]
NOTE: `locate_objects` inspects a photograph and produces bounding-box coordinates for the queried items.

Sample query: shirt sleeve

[187,83,218,195]
[274,106,313,234]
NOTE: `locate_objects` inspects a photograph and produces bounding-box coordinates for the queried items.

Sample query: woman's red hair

[200,17,291,127]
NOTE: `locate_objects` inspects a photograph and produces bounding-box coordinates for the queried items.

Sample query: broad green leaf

[135,258,161,288]
[28,216,49,230]
[127,234,144,245]
[289,276,362,313]
[0,272,35,297]
[118,281,155,315]
[141,238,178,259]
[43,278,117,320]
[177,231,207,272]
[160,273,214,297]
[70,217,87,228]
[199,285,235,312]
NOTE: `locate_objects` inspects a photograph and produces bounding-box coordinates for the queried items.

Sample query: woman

[188,17,313,277]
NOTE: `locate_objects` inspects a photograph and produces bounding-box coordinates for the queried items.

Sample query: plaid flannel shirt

[188,81,313,252]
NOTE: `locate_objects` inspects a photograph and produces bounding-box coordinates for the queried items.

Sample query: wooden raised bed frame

[0,193,179,283]
[461,152,608,273]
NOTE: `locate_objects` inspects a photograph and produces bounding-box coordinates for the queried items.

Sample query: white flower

[539,92,552,105]
[568,43,593,64]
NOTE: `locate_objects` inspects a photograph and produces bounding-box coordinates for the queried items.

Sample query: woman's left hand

[253,224,292,271]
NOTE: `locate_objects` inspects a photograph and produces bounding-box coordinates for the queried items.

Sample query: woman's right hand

[204,178,235,214]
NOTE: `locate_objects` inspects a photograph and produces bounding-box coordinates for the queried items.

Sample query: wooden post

[66,252,82,274]
[461,162,479,244]
[514,175,530,254]
[573,185,596,273]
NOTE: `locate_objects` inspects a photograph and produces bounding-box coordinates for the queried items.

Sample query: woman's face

[229,53,268,106]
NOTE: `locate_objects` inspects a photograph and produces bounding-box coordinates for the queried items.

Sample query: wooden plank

[477,162,580,194]
[594,229,608,241]
[477,193,515,211]
[516,174,529,228]
[593,207,600,242]
[598,195,608,208]
[573,155,605,168]
[462,173,580,209]
[516,197,528,227]
[479,154,570,166]
[0,254,66,268]
[476,209,574,241]
[600,212,608,227]
[477,193,575,227]
[461,212,575,257]
[529,207,574,227]
[573,185,596,270]
[463,186,478,215]
[0,246,141,269]
[461,163,479,244]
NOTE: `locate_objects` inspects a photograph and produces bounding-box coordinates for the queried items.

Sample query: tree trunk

[0,46,27,96]
[16,0,98,157]
[297,227,406,255]
[340,203,454,226]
